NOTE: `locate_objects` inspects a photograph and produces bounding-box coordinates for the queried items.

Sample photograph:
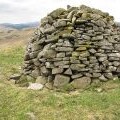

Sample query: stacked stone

[22,5,120,88]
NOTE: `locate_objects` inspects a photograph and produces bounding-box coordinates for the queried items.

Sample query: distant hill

[0,22,39,30]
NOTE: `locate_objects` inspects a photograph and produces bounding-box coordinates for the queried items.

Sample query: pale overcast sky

[0,0,120,23]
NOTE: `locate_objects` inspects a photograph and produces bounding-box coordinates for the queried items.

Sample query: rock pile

[22,5,120,89]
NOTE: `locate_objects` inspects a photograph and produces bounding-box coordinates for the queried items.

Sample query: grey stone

[38,44,52,58]
[89,49,96,54]
[114,44,120,51]
[43,50,56,59]
[63,41,73,47]
[95,20,106,27]
[36,76,47,85]
[40,66,49,75]
[54,75,70,87]
[56,52,65,58]
[45,82,53,90]
[44,26,56,34]
[71,77,91,89]
[62,34,75,39]
[109,57,119,61]
[64,68,72,75]
[52,68,64,74]
[55,47,74,52]
[98,56,107,62]
[54,61,69,66]
[54,19,67,28]
[45,62,54,68]
[71,73,83,79]
[10,74,21,80]
[79,51,90,57]
[92,35,103,41]
[32,59,40,66]
[59,65,70,68]
[70,64,86,71]
[82,61,89,65]
[99,40,112,46]
[113,61,120,67]
[117,66,120,72]
[76,47,87,51]
[63,57,70,61]
[45,35,59,43]
[41,16,53,26]
[49,8,66,18]
[82,35,91,40]
[101,46,113,50]
[84,73,92,77]
[104,73,113,79]
[76,19,88,24]
[108,53,120,57]
[67,10,75,20]
[92,73,101,78]
[72,16,77,25]
[31,69,40,78]
[29,51,39,59]
[70,58,80,64]
[31,43,41,52]
[99,75,108,81]
[28,83,44,90]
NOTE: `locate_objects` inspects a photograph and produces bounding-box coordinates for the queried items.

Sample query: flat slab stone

[71,73,83,79]
[54,61,69,66]
[70,64,86,71]
[52,68,64,74]
[10,74,21,80]
[55,47,74,52]
[28,83,44,90]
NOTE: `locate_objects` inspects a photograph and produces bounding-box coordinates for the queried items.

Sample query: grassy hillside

[0,45,120,120]
[0,27,120,120]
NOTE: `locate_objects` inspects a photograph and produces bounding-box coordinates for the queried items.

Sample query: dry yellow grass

[0,28,35,50]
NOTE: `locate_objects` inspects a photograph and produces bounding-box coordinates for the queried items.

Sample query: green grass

[0,46,120,120]
[0,46,24,75]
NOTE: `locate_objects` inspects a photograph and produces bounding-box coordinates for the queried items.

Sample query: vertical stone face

[54,75,70,87]
[71,77,91,89]
[22,5,120,89]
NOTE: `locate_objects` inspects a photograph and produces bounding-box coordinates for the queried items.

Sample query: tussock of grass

[0,46,120,120]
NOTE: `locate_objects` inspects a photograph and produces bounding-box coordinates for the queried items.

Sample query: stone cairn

[22,5,120,89]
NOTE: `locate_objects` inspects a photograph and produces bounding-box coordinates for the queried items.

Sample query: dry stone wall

[22,5,120,89]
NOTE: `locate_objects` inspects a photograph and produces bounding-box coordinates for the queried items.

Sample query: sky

[0,0,120,24]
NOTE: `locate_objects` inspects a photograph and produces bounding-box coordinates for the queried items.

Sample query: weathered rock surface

[54,74,70,87]
[71,77,91,89]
